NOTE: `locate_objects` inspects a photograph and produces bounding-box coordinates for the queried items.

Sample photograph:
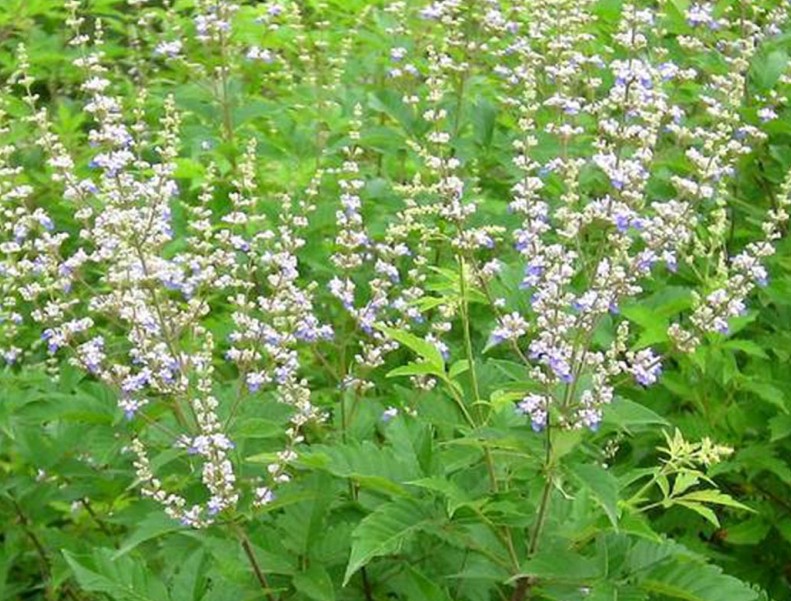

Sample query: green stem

[444,376,477,430]
[458,255,483,421]
[455,256,522,575]
[626,474,661,508]
[217,29,236,159]
[626,463,675,511]
[340,385,374,601]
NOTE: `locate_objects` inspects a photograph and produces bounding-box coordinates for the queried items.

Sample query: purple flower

[381,406,398,422]
[615,213,631,232]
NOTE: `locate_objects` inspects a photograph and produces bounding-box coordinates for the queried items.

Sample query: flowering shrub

[1,0,791,600]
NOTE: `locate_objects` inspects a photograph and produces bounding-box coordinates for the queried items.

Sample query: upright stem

[457,256,521,575]
[347,459,375,599]
[528,471,553,556]
[360,567,374,601]
[340,386,374,601]
[444,373,477,429]
[216,25,236,170]
[511,418,555,601]
[458,255,483,420]
[11,497,53,600]
[220,65,235,151]
[232,524,276,601]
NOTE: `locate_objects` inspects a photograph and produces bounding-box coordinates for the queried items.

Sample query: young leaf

[378,326,445,370]
[448,359,470,380]
[387,361,443,379]
[674,490,753,513]
[674,501,721,527]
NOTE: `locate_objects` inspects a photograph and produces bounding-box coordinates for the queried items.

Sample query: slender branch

[458,255,483,421]
[340,385,374,601]
[11,497,52,598]
[360,567,374,601]
[443,374,477,429]
[511,418,555,601]
[233,524,276,601]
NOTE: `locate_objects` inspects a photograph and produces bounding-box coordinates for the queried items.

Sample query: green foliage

[1,0,791,600]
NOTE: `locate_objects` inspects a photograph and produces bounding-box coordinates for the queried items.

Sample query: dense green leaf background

[1,1,790,601]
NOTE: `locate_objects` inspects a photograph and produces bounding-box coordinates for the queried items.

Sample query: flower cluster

[1,0,789,528]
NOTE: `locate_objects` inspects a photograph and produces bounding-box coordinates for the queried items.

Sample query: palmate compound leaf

[532,536,768,601]
[343,498,435,586]
[622,539,762,601]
